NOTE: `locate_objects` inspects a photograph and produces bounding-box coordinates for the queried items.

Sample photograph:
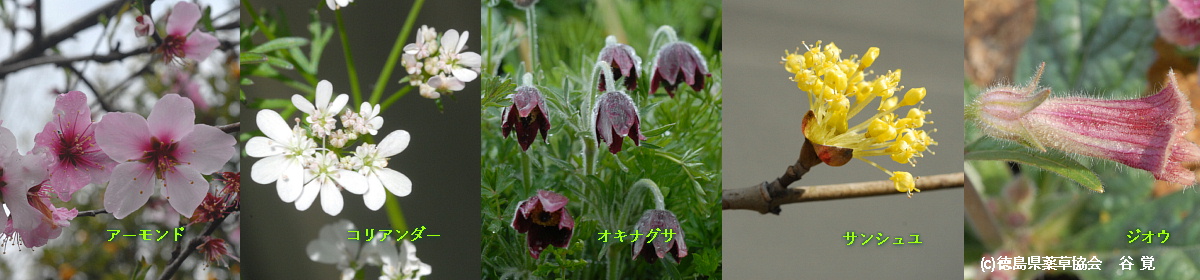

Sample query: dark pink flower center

[55,126,96,167]
[141,136,180,178]
[160,34,187,62]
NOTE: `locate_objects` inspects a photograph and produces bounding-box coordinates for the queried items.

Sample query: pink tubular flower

[159,2,219,63]
[1170,0,1200,20]
[135,15,154,37]
[1157,4,1200,48]
[96,94,236,219]
[33,91,117,201]
[971,65,1200,186]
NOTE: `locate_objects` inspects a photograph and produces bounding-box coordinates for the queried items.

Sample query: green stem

[384,194,408,232]
[369,0,425,104]
[525,6,538,77]
[336,9,363,105]
[632,179,665,210]
[583,143,596,176]
[522,150,533,190]
[380,85,413,111]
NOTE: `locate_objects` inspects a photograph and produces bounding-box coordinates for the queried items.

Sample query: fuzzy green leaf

[966,137,1103,192]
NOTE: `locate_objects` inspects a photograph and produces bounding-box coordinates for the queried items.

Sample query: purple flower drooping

[511,190,574,259]
[649,41,710,98]
[971,64,1200,186]
[33,91,116,201]
[501,85,551,151]
[594,91,645,154]
[631,209,688,263]
[597,35,642,92]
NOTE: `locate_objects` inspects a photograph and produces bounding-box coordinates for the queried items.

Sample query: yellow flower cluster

[782,41,937,197]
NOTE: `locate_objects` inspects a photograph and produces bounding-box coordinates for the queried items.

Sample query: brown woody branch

[721,139,964,214]
[723,172,965,214]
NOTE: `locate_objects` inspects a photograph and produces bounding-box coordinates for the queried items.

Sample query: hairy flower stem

[647,26,679,65]
[522,150,534,190]
[525,7,539,77]
[631,179,665,210]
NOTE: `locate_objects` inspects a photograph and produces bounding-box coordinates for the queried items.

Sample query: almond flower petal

[33,91,116,201]
[972,66,1200,186]
[1170,0,1200,19]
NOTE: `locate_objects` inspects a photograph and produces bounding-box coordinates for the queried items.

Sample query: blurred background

[723,0,964,278]
[239,0,481,278]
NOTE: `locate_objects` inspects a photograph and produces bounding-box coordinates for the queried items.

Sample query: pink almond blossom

[135,15,154,37]
[972,65,1200,186]
[0,126,74,248]
[96,94,235,219]
[33,91,116,201]
[159,2,219,63]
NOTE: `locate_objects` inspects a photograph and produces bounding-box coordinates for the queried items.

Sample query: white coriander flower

[308,220,378,279]
[326,0,354,10]
[293,80,349,138]
[297,151,367,216]
[426,75,465,96]
[247,109,317,203]
[438,29,481,83]
[418,83,439,99]
[375,239,431,280]
[355,130,413,210]
[403,25,439,59]
[358,102,383,135]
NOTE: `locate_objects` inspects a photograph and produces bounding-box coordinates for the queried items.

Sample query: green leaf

[239,52,268,64]
[248,98,293,109]
[1016,0,1159,99]
[966,137,1103,192]
[249,37,310,53]
[265,56,295,70]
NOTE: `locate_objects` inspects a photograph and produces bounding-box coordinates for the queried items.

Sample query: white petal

[277,159,306,202]
[329,94,349,114]
[363,175,386,210]
[296,178,322,211]
[458,52,482,69]
[257,110,291,142]
[376,168,412,197]
[377,130,411,157]
[320,180,344,216]
[245,136,283,158]
[316,80,333,110]
[452,68,479,83]
[440,30,460,54]
[250,155,287,184]
[292,94,316,115]
[333,169,368,194]
[456,30,470,53]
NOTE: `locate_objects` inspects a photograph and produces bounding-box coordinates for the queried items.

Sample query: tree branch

[723,172,965,214]
[216,123,239,134]
[0,47,154,78]
[1,0,124,66]
[75,209,109,217]
[158,204,238,280]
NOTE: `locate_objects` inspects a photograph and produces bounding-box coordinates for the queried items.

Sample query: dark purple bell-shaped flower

[501,85,551,151]
[631,209,688,263]
[511,190,574,259]
[597,35,642,92]
[594,91,645,154]
[649,41,710,98]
